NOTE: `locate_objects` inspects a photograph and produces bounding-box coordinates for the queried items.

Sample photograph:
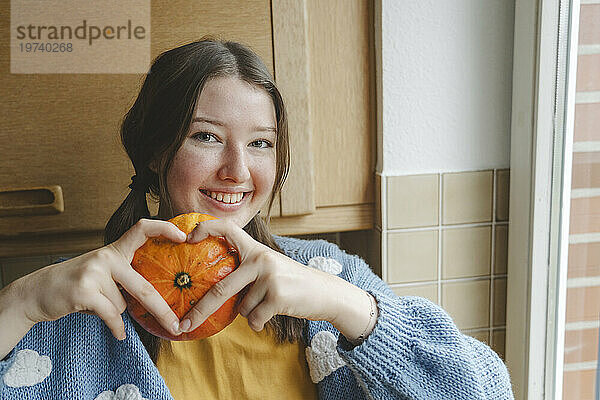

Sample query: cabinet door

[0,0,273,237]
[306,0,375,209]
[270,0,376,234]
[273,0,375,212]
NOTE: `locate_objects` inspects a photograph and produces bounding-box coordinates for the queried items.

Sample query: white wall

[377,0,515,175]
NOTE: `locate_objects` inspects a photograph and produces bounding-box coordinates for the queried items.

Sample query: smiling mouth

[199,189,250,205]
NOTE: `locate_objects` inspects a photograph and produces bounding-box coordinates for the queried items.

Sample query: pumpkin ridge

[180,290,199,316]
[161,283,181,300]
[152,278,177,286]
[174,243,190,276]
[139,250,177,280]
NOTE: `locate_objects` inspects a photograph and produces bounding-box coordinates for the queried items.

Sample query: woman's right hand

[7,219,187,342]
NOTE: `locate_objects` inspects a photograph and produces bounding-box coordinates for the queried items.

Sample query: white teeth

[203,190,244,204]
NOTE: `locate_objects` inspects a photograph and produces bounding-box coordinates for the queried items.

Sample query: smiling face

[161,75,278,228]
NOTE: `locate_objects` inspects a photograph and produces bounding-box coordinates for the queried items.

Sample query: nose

[217,143,251,183]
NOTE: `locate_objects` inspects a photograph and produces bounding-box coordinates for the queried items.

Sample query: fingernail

[172,321,181,335]
[180,319,191,332]
[118,332,127,341]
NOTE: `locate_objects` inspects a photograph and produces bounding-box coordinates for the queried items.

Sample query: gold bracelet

[356,291,377,343]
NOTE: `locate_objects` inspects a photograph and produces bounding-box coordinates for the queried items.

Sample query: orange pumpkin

[124,213,241,341]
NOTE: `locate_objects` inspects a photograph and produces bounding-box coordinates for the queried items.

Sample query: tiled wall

[561,1,600,398]
[376,169,510,359]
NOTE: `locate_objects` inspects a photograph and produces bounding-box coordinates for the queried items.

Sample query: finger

[114,219,188,261]
[99,280,128,315]
[180,264,258,332]
[85,293,127,340]
[186,219,257,258]
[238,282,267,318]
[246,302,275,332]
[113,266,181,336]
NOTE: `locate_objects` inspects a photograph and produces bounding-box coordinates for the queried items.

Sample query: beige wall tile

[493,278,507,327]
[442,226,491,279]
[442,280,490,330]
[392,284,438,304]
[496,169,510,222]
[463,329,490,345]
[442,171,493,225]
[492,329,506,360]
[387,230,438,284]
[387,174,439,229]
[494,225,508,275]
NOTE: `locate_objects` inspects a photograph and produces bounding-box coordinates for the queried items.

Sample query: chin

[215,213,251,227]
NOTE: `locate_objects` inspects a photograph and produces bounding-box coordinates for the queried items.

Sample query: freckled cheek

[168,150,217,188]
[250,158,276,195]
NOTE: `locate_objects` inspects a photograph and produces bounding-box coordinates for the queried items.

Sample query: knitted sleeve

[335,250,515,400]
[0,349,16,391]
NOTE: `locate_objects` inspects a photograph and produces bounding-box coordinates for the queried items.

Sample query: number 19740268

[19,42,73,53]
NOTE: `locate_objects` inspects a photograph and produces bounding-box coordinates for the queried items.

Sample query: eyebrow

[192,117,277,134]
[192,117,224,126]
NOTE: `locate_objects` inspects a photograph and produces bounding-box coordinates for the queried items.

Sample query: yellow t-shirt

[156,315,319,400]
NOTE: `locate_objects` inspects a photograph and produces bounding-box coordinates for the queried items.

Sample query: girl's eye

[192,132,217,142]
[250,139,274,149]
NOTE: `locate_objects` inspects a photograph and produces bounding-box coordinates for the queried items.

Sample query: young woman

[0,39,514,399]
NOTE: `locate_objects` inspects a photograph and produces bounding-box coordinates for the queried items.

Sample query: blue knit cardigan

[0,235,514,399]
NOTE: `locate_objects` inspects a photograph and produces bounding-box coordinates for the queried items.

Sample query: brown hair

[104,38,305,363]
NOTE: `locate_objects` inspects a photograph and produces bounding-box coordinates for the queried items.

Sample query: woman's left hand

[179,218,371,340]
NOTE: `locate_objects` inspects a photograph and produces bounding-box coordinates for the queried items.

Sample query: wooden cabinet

[0,0,375,257]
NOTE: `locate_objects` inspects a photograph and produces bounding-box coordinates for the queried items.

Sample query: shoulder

[272,234,346,263]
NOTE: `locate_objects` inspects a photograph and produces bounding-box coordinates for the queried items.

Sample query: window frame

[505,0,580,398]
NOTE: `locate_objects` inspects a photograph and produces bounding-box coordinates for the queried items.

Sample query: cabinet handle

[0,185,64,217]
